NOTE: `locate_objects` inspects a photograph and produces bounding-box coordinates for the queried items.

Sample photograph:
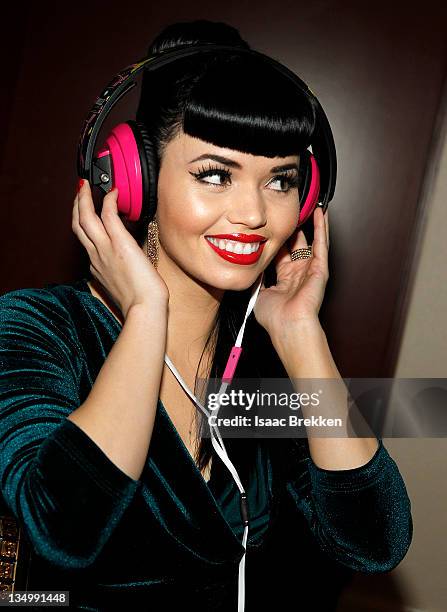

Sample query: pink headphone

[78,46,336,229]
[97,122,321,225]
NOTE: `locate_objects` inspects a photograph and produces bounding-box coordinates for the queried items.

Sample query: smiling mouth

[204,237,266,265]
[206,237,262,254]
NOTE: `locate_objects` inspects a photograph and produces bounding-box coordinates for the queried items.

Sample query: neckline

[157,395,250,547]
[157,396,247,552]
[157,397,214,486]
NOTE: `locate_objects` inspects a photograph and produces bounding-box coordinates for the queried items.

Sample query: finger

[273,222,311,272]
[324,208,329,249]
[72,192,97,254]
[312,206,329,267]
[274,227,308,270]
[77,180,111,250]
[100,187,124,241]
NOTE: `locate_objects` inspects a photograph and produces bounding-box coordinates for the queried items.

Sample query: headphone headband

[77,43,337,211]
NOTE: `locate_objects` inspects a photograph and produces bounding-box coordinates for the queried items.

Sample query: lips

[205,236,267,265]
[206,233,267,243]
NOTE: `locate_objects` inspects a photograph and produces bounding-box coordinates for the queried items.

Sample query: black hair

[133,20,317,478]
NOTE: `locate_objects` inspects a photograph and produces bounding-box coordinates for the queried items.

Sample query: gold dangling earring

[146,217,159,269]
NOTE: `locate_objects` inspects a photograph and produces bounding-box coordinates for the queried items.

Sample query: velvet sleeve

[0,289,139,569]
[285,438,413,573]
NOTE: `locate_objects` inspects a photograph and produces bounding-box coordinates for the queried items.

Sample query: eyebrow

[188,153,299,173]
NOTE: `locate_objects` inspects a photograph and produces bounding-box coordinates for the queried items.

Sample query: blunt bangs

[181,53,317,158]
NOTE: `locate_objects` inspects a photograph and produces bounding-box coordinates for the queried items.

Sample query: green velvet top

[0,278,413,611]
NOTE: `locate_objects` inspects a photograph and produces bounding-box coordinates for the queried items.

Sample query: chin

[201,268,262,292]
[171,252,264,292]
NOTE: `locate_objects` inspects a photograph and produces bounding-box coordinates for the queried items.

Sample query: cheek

[156,184,218,251]
[271,202,300,243]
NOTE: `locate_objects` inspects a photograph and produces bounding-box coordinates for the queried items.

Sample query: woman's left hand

[253,206,330,337]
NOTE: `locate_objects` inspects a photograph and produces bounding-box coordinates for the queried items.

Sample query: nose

[225,186,268,229]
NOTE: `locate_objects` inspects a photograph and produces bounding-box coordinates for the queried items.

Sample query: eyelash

[189,164,299,193]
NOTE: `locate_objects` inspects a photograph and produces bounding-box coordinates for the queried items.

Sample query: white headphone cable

[163,272,264,611]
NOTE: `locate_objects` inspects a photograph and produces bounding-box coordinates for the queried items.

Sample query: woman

[0,20,412,611]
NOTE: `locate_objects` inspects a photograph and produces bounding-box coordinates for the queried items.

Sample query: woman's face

[153,128,300,291]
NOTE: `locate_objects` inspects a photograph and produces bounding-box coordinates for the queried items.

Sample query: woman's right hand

[72,179,169,319]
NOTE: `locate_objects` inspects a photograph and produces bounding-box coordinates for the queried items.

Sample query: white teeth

[206,237,261,254]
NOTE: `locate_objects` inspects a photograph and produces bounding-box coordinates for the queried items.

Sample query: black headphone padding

[126,120,159,222]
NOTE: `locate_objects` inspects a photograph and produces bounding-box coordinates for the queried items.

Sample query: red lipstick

[205,235,267,265]
[206,233,267,243]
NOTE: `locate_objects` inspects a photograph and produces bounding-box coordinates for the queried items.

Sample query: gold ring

[290,246,312,261]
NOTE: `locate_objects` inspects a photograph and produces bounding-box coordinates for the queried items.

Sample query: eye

[189,164,232,188]
[188,165,300,193]
[268,171,300,193]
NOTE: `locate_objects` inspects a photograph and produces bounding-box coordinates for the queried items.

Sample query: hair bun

[148,20,250,56]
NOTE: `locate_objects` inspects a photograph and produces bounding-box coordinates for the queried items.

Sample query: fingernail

[77,179,84,193]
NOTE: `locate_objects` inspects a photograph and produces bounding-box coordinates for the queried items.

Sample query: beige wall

[337,94,447,611]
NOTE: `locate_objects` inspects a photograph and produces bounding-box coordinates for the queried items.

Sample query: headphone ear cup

[97,122,143,220]
[297,151,321,227]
